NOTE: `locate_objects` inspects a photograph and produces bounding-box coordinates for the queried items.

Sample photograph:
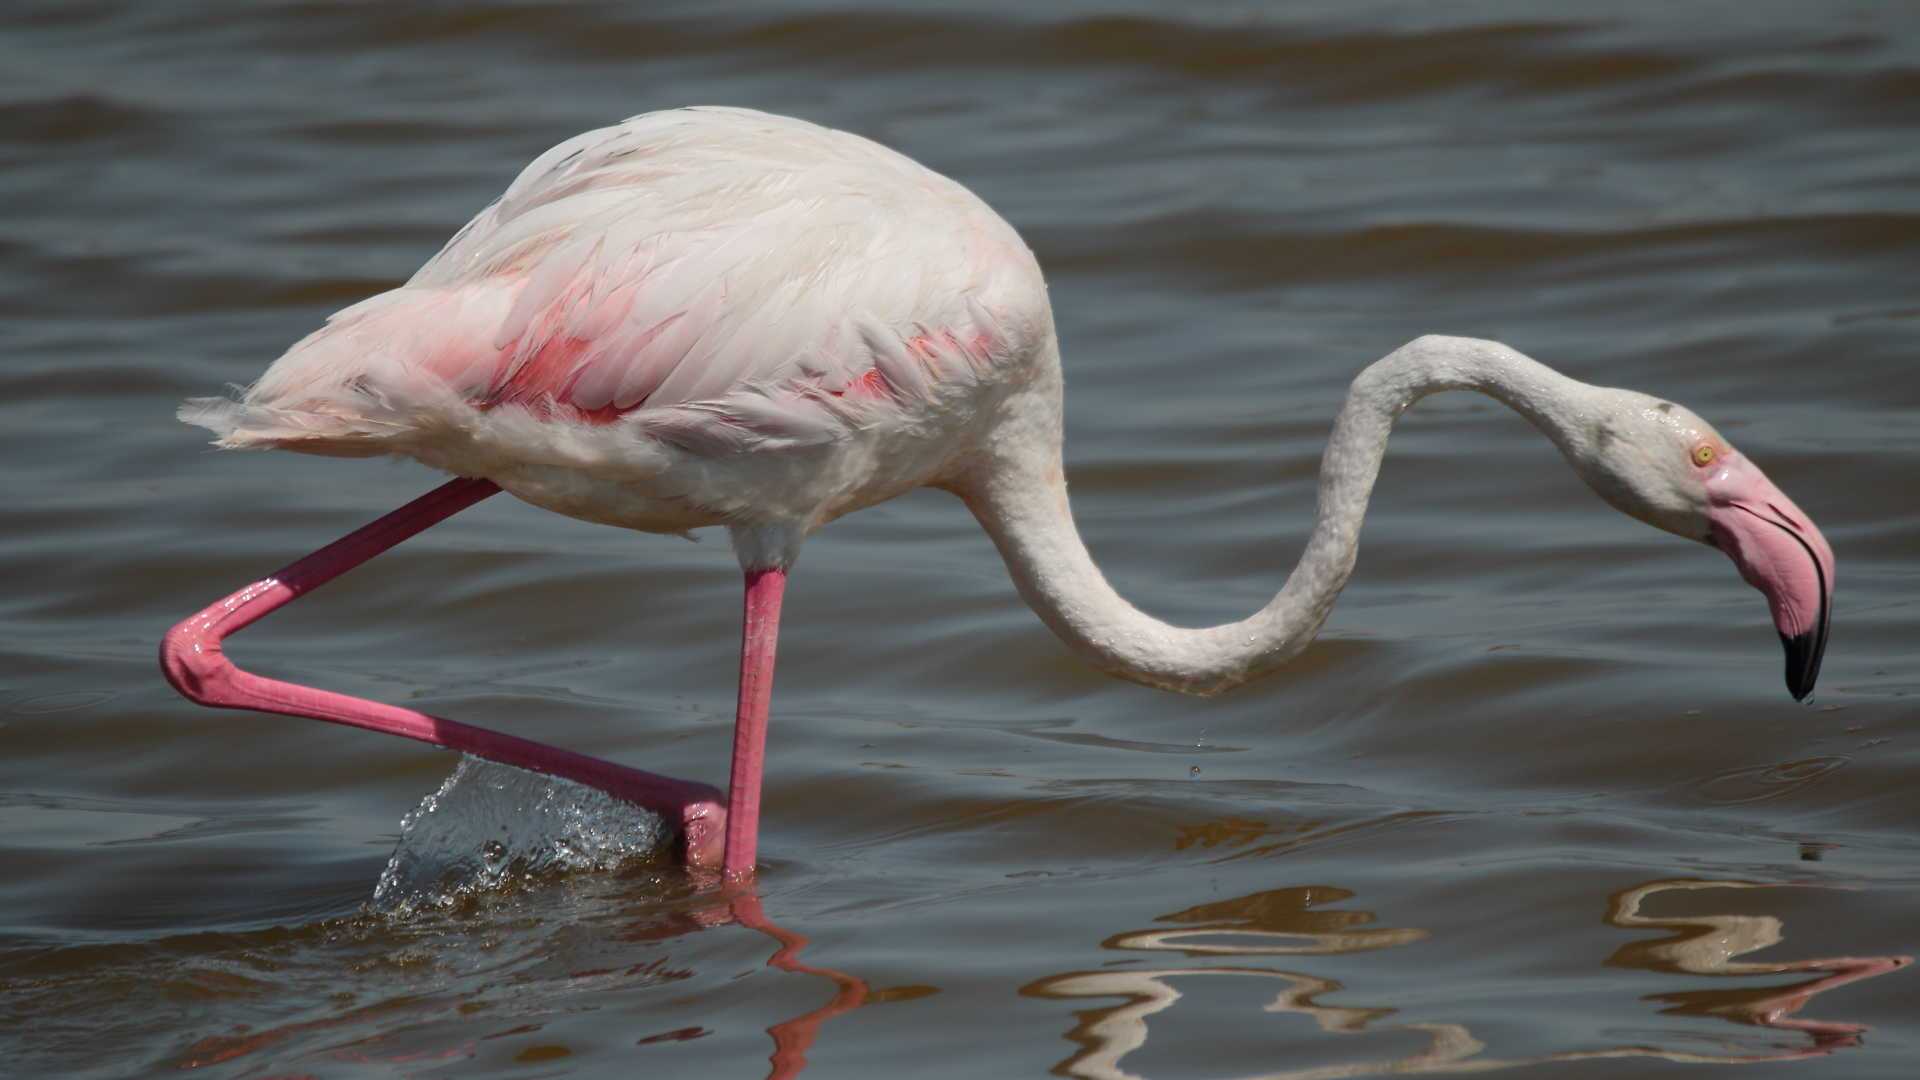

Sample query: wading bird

[163,107,1834,879]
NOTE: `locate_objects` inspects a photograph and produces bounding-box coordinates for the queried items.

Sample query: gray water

[3,2,1917,1076]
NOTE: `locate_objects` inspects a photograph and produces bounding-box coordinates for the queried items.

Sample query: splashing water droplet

[372,755,669,914]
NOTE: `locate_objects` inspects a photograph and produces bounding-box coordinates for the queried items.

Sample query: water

[370,757,670,914]
[3,1,1918,1076]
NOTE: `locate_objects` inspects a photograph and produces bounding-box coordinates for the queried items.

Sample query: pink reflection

[1605,878,1912,1052]
[728,890,872,1079]
[171,881,871,1077]
[1025,879,1907,1078]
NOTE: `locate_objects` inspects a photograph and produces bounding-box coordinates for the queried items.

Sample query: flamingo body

[188,107,1050,538]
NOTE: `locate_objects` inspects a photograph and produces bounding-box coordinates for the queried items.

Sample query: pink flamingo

[162,107,1834,880]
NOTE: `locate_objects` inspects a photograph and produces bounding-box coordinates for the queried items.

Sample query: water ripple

[1692,756,1850,806]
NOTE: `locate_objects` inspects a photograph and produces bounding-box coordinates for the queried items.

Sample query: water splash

[372,755,670,913]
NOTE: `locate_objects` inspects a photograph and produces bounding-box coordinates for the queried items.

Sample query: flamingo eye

[1692,444,1717,467]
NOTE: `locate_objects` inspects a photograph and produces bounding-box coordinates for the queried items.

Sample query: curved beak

[1704,454,1834,701]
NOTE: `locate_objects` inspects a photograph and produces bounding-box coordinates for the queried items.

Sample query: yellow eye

[1692,444,1717,467]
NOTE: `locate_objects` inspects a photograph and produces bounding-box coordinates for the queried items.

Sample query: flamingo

[162,107,1834,880]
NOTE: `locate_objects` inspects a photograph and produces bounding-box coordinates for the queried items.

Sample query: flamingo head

[1566,392,1833,701]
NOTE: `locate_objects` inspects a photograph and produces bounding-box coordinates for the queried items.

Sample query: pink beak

[1704,453,1835,701]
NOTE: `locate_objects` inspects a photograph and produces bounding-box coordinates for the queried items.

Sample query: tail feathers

[178,355,493,459]
[179,284,510,457]
[178,392,417,457]
[176,363,680,479]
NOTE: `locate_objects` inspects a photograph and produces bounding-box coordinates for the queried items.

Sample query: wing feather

[185,108,1046,460]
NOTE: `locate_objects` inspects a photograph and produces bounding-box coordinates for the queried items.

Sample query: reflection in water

[1025,879,1907,1079]
[1101,885,1425,958]
[614,887,879,1078]
[730,891,872,1080]
[1173,812,1460,864]
[371,759,875,1076]
[168,885,873,1077]
[167,761,874,1076]
[1025,886,1426,1079]
[1604,879,1911,1051]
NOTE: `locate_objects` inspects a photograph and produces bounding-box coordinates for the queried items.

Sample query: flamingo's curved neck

[963,335,1596,694]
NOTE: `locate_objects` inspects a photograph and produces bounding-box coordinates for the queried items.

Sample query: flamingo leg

[723,567,788,878]
[159,477,727,867]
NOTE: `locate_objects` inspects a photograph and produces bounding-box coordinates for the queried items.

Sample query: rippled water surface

[3,2,1917,1076]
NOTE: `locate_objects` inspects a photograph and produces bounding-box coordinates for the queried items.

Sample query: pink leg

[722,567,788,878]
[159,477,727,867]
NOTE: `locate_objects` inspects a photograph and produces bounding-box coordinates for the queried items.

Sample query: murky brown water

[3,2,1917,1076]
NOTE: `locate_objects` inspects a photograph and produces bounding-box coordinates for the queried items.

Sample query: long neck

[963,335,1598,695]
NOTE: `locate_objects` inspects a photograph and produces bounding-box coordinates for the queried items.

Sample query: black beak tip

[1782,629,1826,702]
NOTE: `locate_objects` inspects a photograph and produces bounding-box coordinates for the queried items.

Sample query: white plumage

[187,107,1049,533]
